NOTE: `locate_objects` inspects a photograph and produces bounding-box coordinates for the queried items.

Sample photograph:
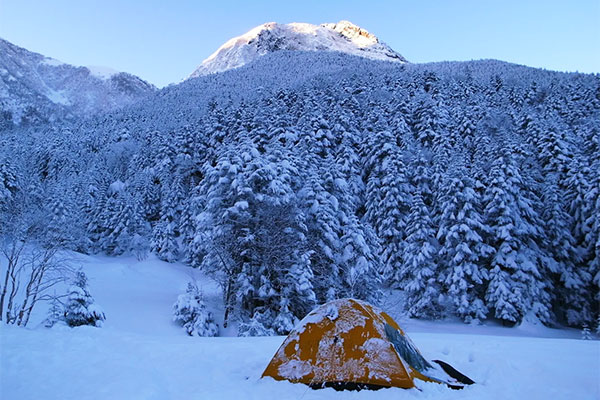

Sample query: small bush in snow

[238,311,276,337]
[173,282,218,337]
[44,296,64,328]
[64,271,106,327]
[581,324,592,340]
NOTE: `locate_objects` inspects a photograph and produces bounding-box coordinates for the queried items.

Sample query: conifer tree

[0,160,18,205]
[564,159,591,249]
[102,191,147,257]
[339,213,382,303]
[378,153,411,284]
[44,296,63,328]
[64,271,105,327]
[483,149,545,325]
[173,282,218,337]
[584,165,600,321]
[402,191,441,318]
[298,172,342,302]
[541,176,592,325]
[151,177,185,262]
[437,167,493,322]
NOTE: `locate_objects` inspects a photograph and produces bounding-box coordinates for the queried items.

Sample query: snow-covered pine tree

[583,162,600,322]
[270,248,315,334]
[235,148,316,334]
[581,324,592,340]
[411,92,449,153]
[361,132,390,231]
[0,159,18,206]
[455,111,477,151]
[83,178,109,253]
[407,151,435,209]
[238,310,276,337]
[378,153,411,285]
[44,181,87,251]
[298,171,342,303]
[151,218,178,261]
[564,159,591,250]
[361,130,411,285]
[541,176,590,326]
[45,190,69,247]
[436,164,493,323]
[534,116,574,178]
[411,94,439,147]
[135,170,162,225]
[402,191,442,319]
[173,282,218,337]
[151,177,185,262]
[196,137,317,334]
[339,212,382,304]
[64,271,105,327]
[334,123,363,208]
[310,116,335,159]
[195,146,251,328]
[483,149,545,325]
[101,184,148,257]
[44,296,63,328]
[179,184,204,266]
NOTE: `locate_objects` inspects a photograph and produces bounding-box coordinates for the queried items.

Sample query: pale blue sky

[1,0,598,87]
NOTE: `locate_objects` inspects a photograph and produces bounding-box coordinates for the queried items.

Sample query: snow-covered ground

[2,254,599,400]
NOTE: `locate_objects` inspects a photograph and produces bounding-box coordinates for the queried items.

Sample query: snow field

[3,324,598,400]
[2,254,599,400]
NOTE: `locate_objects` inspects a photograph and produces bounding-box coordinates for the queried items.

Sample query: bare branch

[1,238,75,327]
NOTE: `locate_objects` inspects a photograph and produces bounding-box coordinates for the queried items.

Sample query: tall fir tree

[402,191,442,319]
[483,149,545,325]
[437,165,493,322]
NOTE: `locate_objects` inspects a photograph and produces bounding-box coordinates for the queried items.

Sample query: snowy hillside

[2,51,598,334]
[0,38,155,127]
[2,254,598,400]
[188,20,406,77]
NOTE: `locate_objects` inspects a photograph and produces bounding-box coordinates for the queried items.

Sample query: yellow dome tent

[262,298,474,390]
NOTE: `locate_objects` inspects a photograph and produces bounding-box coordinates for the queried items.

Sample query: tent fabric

[261,298,442,389]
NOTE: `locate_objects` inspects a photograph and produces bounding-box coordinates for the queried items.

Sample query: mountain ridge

[0,37,156,127]
[188,20,406,78]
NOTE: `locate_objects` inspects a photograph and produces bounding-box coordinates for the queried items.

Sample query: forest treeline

[1,53,598,333]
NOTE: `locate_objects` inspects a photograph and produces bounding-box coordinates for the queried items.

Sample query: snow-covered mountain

[188,20,406,78]
[0,38,156,127]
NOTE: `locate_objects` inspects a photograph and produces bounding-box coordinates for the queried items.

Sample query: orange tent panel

[262,298,439,389]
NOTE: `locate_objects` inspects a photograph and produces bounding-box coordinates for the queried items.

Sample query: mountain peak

[320,20,379,47]
[188,21,406,78]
